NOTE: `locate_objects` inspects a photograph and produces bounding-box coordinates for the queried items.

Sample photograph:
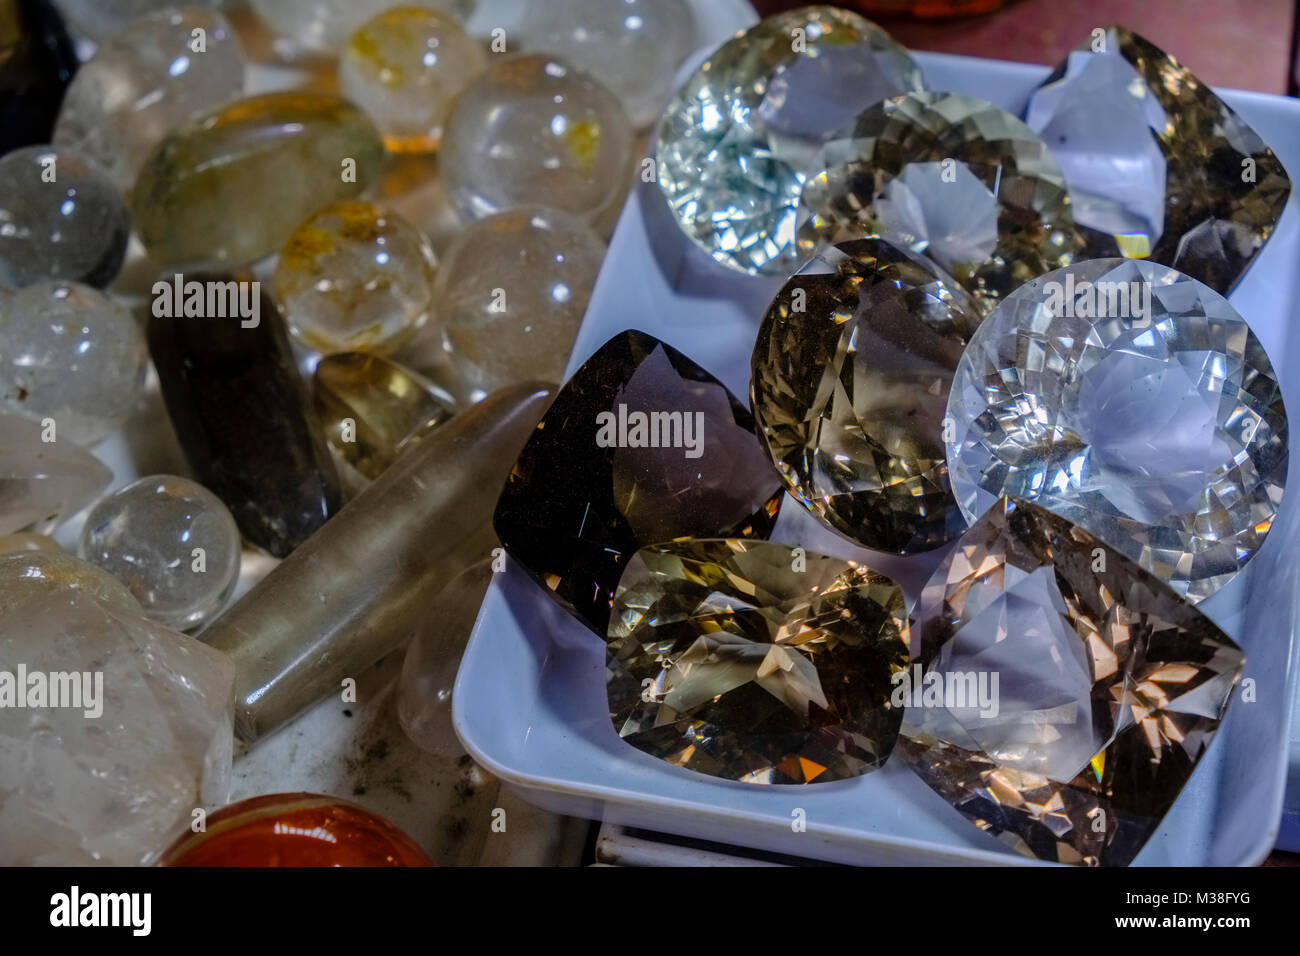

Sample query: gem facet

[655,6,924,275]
[608,538,909,784]
[800,91,1082,313]
[898,497,1245,866]
[945,258,1288,601]
[751,237,983,554]
[1024,26,1291,294]
[0,411,111,534]
[494,330,783,635]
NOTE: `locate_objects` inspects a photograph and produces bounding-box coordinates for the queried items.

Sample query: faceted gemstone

[205,383,553,742]
[147,276,343,557]
[249,0,476,53]
[751,237,983,554]
[275,201,438,356]
[608,539,909,784]
[898,498,1245,866]
[340,6,486,153]
[132,92,384,268]
[53,6,247,193]
[441,55,634,233]
[78,474,242,632]
[0,411,111,534]
[0,281,147,446]
[430,206,606,403]
[1024,26,1291,295]
[0,550,141,615]
[397,558,493,757]
[0,531,58,552]
[800,91,1082,314]
[0,146,130,288]
[159,793,432,866]
[0,0,78,155]
[0,587,234,865]
[55,0,219,43]
[656,6,924,276]
[946,258,1288,602]
[521,0,696,129]
[494,330,783,635]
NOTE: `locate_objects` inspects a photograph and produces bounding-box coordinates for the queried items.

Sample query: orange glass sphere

[160,793,433,867]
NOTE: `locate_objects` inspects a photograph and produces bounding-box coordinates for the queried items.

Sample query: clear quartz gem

[655,6,924,275]
[249,0,477,53]
[945,258,1288,601]
[0,411,111,535]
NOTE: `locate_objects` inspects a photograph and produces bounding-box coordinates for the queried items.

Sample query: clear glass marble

[250,0,477,53]
[441,55,634,232]
[0,146,130,288]
[0,281,145,445]
[432,206,606,402]
[275,201,438,356]
[340,6,486,153]
[521,0,695,129]
[77,474,242,631]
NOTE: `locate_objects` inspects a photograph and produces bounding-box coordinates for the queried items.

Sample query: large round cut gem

[607,539,910,784]
[654,6,923,276]
[751,237,983,554]
[945,258,1288,601]
[799,91,1082,314]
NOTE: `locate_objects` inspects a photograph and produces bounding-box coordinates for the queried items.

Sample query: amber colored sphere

[159,793,433,867]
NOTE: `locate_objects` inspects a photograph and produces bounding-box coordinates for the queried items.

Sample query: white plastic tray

[454,42,1300,865]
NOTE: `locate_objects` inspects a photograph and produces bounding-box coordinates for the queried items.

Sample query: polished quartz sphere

[0,281,145,445]
[0,146,130,288]
[159,793,434,866]
[250,0,477,53]
[78,475,241,632]
[440,55,634,232]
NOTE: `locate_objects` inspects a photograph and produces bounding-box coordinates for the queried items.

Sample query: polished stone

[432,206,606,403]
[0,411,111,534]
[0,145,130,288]
[78,474,242,632]
[0,549,141,615]
[0,586,234,865]
[249,0,476,52]
[0,0,78,156]
[132,92,384,268]
[1025,26,1291,294]
[656,6,924,275]
[946,258,1288,602]
[801,91,1082,314]
[340,5,485,153]
[159,793,432,866]
[0,530,58,552]
[0,281,146,445]
[311,351,456,481]
[751,237,982,554]
[147,276,343,557]
[899,498,1245,866]
[275,201,437,356]
[609,539,909,784]
[54,6,246,192]
[494,330,783,636]
[56,0,218,42]
[441,55,634,233]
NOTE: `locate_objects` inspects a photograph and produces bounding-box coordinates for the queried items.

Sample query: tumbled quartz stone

[898,498,1244,866]
[249,0,476,53]
[0,411,111,534]
[275,201,437,356]
[340,5,486,153]
[0,145,130,288]
[521,0,695,130]
[0,0,78,155]
[441,55,634,233]
[53,6,246,193]
[656,6,924,276]
[946,258,1287,602]
[312,351,456,481]
[55,0,218,42]
[132,92,384,268]
[432,206,606,403]
[1024,26,1291,295]
[0,586,235,865]
[0,531,59,553]
[494,330,783,635]
[752,237,982,554]
[800,91,1082,314]
[608,539,909,784]
[78,475,242,632]
[0,550,141,615]
[0,281,146,446]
